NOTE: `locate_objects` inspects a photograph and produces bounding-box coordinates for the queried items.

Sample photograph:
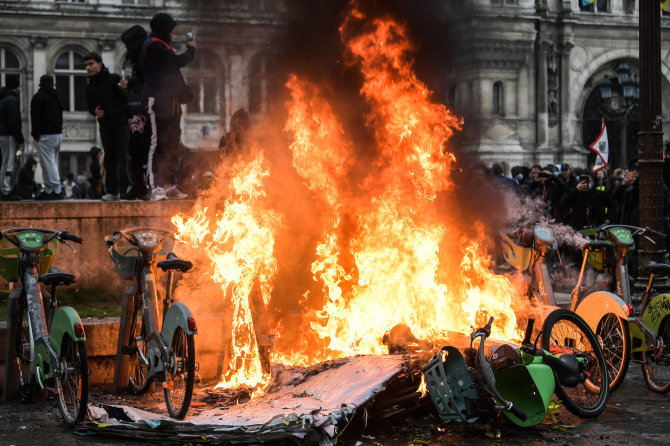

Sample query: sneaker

[151,187,167,201]
[50,191,63,200]
[165,185,188,199]
[101,193,120,202]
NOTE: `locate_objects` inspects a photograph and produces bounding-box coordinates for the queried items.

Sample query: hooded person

[13,156,39,199]
[30,74,64,200]
[141,12,196,201]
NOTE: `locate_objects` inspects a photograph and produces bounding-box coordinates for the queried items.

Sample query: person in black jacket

[0,76,24,200]
[142,12,196,200]
[13,156,39,199]
[85,51,131,201]
[30,74,63,200]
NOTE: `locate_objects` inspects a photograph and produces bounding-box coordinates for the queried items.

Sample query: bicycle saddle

[157,253,193,273]
[542,352,582,387]
[646,261,670,275]
[586,240,612,250]
[39,267,76,286]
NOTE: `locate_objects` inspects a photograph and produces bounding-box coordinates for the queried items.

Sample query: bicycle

[1,228,87,426]
[576,224,670,393]
[106,227,197,419]
[499,224,636,392]
[422,310,609,427]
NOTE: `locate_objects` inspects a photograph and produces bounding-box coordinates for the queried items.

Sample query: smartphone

[186,31,194,42]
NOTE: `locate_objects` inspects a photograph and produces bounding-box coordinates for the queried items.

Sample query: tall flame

[172,2,523,389]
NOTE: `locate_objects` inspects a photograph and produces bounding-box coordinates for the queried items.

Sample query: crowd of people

[0,12,196,202]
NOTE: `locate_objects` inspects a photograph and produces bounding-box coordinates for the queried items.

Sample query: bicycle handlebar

[598,224,667,239]
[1,228,83,246]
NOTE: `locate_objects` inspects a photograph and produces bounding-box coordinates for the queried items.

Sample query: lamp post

[598,63,640,169]
[636,1,666,295]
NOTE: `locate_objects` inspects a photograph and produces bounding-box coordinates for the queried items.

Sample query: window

[493,81,504,116]
[54,50,88,112]
[55,0,86,3]
[579,0,608,13]
[0,47,21,95]
[186,49,223,115]
[248,52,276,116]
[122,0,151,5]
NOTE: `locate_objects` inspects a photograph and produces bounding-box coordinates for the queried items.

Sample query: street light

[598,63,640,168]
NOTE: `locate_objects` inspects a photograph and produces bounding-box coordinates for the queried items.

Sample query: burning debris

[170,0,524,394]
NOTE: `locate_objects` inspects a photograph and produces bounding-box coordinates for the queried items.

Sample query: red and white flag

[589,121,609,173]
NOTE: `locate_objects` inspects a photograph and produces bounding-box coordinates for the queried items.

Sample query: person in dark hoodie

[141,12,196,201]
[13,156,39,199]
[0,76,24,200]
[30,74,63,200]
[85,51,131,201]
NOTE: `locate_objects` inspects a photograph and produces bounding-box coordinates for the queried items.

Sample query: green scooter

[422,309,609,427]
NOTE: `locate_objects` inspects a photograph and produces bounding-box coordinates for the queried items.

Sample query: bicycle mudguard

[49,306,86,352]
[161,302,197,347]
[495,358,553,427]
[422,346,479,423]
[575,291,631,333]
[639,293,670,347]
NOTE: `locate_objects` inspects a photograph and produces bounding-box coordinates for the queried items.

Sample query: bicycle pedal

[121,345,139,355]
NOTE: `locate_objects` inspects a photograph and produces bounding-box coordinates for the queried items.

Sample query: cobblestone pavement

[0,365,668,445]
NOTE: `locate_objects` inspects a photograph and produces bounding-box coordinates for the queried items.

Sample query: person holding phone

[141,12,196,201]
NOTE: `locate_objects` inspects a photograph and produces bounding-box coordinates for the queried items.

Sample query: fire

[171,2,523,390]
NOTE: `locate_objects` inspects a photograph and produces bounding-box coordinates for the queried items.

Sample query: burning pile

[171,2,523,390]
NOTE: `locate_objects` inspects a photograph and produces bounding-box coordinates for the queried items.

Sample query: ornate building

[0,0,296,182]
[2,0,669,181]
[442,0,670,170]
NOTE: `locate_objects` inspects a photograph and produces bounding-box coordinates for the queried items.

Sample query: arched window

[0,47,21,95]
[186,48,223,115]
[248,52,276,116]
[449,84,458,108]
[54,50,88,112]
[492,80,504,116]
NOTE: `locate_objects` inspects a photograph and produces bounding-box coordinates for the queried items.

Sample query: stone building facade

[442,0,670,171]
[0,0,296,183]
[2,0,669,182]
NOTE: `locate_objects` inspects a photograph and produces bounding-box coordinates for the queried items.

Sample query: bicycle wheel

[542,309,609,418]
[128,301,152,394]
[164,327,195,419]
[642,316,670,393]
[596,312,630,392]
[17,304,35,401]
[56,336,88,426]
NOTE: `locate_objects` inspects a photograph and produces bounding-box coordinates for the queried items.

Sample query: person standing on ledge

[30,74,63,200]
[0,76,24,201]
[85,51,131,202]
[141,12,196,201]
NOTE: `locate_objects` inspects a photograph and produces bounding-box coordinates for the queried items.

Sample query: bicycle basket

[109,245,139,280]
[0,245,19,282]
[422,346,479,423]
[499,229,532,270]
[0,239,57,282]
[494,363,550,427]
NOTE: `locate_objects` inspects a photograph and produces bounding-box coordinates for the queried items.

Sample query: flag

[589,121,609,173]
[663,0,670,12]
[581,0,596,6]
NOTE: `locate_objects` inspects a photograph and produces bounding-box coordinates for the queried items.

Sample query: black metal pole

[637,0,665,292]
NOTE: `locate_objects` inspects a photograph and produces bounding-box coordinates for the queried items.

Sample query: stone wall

[0,200,195,292]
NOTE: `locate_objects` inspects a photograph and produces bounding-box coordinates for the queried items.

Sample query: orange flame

[172,3,523,390]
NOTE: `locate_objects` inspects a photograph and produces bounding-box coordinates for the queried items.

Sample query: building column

[98,38,117,70]
[536,36,550,149]
[30,37,48,93]
[559,37,574,156]
[229,51,246,127]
